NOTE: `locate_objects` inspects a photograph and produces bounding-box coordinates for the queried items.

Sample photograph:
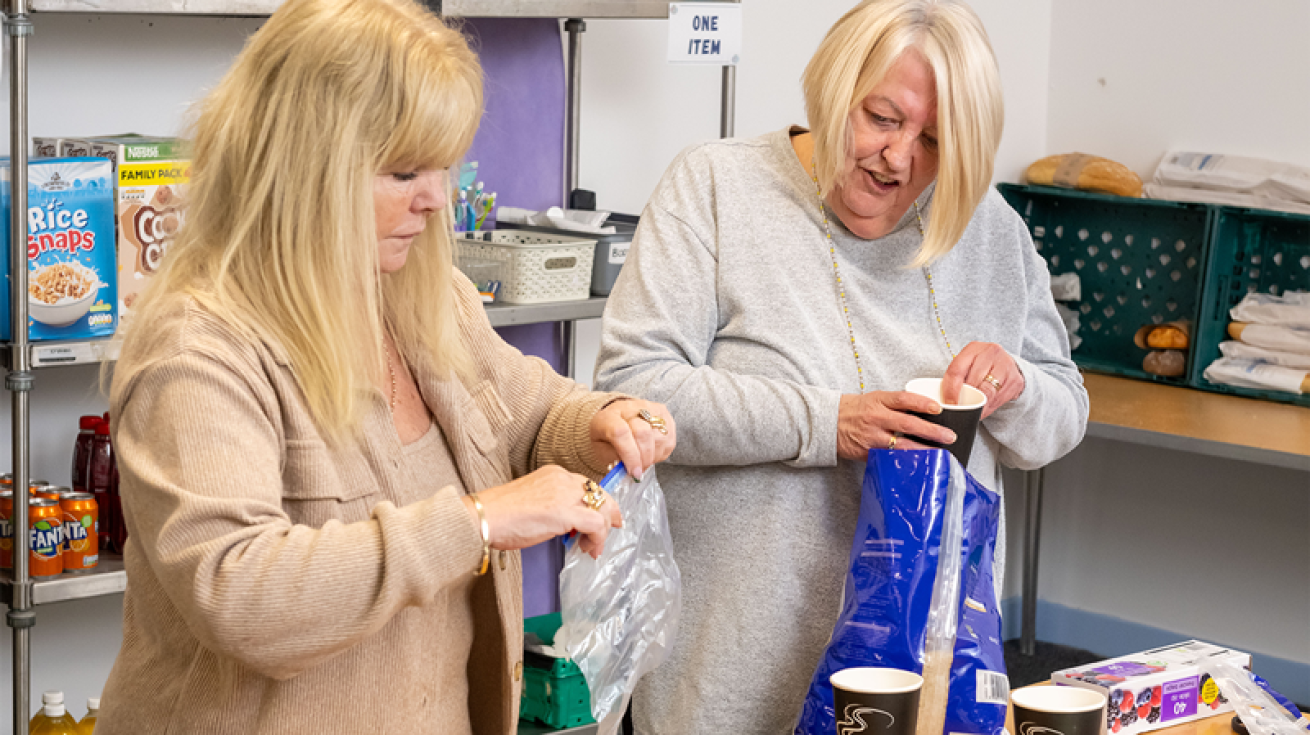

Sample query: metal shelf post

[7,2,36,732]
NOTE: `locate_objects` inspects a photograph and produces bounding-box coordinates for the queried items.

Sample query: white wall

[1046,0,1310,179]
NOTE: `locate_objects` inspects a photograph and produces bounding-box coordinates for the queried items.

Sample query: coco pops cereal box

[89,137,189,334]
[1053,640,1251,735]
[0,157,118,341]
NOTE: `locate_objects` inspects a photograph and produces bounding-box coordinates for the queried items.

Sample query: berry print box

[0,158,117,341]
[1053,640,1250,735]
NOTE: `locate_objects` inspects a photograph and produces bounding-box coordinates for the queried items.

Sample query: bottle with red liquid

[71,415,99,493]
[88,420,115,552]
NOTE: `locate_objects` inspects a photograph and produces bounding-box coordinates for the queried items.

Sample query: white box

[1053,640,1251,735]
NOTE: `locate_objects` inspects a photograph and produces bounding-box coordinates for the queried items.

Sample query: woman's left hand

[589,399,677,481]
[942,342,1025,419]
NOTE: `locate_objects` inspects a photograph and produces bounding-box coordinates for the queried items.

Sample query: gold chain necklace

[811,166,956,393]
[385,345,398,411]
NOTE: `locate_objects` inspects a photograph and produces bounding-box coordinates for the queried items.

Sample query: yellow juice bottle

[77,697,100,734]
[31,691,73,732]
[31,702,79,734]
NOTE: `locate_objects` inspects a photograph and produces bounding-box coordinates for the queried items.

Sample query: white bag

[1230,292,1310,330]
[1144,152,1310,215]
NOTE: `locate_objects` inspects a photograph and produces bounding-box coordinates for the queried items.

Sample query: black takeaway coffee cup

[904,377,987,466]
[1011,684,1108,735]
[830,667,923,735]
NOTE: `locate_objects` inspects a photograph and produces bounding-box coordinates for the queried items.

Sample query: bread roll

[1147,321,1190,350]
[1143,350,1186,377]
[1025,153,1143,198]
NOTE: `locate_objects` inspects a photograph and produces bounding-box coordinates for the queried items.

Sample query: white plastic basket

[457,231,597,304]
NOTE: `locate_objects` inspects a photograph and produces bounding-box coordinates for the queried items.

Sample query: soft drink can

[0,491,11,570]
[34,484,70,502]
[29,498,63,579]
[60,493,98,573]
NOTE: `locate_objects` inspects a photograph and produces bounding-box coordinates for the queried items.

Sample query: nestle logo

[128,145,160,158]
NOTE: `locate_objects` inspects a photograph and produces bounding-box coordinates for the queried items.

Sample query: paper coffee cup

[831,668,923,735]
[1011,685,1107,735]
[904,378,987,466]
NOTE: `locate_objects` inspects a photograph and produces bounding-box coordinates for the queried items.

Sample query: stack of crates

[999,183,1310,406]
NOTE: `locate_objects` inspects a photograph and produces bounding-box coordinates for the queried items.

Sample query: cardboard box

[1053,640,1251,735]
[0,158,118,341]
[76,136,189,334]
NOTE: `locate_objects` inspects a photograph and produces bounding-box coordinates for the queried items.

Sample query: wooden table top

[1083,373,1310,462]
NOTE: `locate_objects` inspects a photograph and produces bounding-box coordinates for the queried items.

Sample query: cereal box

[1053,640,1251,735]
[32,137,63,159]
[0,158,118,341]
[94,139,189,333]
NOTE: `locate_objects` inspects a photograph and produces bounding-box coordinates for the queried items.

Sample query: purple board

[462,18,567,617]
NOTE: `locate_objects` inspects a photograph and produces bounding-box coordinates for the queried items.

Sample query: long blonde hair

[804,0,1003,266]
[124,0,482,443]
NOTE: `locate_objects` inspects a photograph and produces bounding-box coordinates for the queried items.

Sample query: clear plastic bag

[556,464,682,735]
[1202,659,1310,735]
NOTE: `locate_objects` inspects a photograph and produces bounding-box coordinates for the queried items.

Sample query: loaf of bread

[1025,153,1143,198]
[1134,321,1190,351]
[1143,350,1186,377]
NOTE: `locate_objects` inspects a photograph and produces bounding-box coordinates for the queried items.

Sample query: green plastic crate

[520,613,595,730]
[999,184,1215,384]
[1189,206,1310,407]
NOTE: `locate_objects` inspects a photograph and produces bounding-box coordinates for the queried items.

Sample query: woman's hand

[466,465,623,559]
[941,342,1025,419]
[588,399,677,480]
[837,391,958,461]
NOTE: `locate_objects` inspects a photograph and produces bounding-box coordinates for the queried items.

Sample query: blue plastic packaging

[794,449,1008,735]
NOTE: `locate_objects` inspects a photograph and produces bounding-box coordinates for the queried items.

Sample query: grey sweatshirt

[595,128,1087,735]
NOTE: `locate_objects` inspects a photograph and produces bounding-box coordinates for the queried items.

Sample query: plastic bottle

[31,692,77,733]
[77,697,99,735]
[31,702,78,734]
[88,420,115,552]
[71,416,99,493]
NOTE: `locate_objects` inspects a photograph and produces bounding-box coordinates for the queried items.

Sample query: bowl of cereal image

[28,262,101,327]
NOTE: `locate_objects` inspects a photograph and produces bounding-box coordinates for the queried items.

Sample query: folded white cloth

[1203,357,1307,395]
[1144,151,1310,216]
[1230,292,1310,330]
[1219,340,1310,370]
[1233,323,1310,357]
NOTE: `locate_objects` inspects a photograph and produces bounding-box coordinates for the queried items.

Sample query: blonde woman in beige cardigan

[96,1,676,733]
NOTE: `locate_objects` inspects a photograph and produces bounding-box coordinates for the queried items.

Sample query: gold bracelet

[470,493,491,576]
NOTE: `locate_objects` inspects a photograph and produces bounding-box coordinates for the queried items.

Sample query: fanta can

[60,493,98,573]
[0,491,11,569]
[34,484,70,502]
[29,498,63,579]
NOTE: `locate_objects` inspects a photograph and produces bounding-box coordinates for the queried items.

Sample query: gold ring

[984,374,1002,391]
[637,408,668,435]
[887,434,898,450]
[582,479,607,512]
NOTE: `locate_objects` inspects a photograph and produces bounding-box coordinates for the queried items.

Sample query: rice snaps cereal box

[0,158,117,341]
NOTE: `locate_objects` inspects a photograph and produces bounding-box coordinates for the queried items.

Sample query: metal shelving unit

[0,557,126,607]
[33,0,678,16]
[6,2,730,732]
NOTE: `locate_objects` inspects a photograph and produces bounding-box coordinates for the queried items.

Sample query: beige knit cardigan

[96,275,620,734]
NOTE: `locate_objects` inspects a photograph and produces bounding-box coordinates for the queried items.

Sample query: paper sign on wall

[667,3,741,65]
